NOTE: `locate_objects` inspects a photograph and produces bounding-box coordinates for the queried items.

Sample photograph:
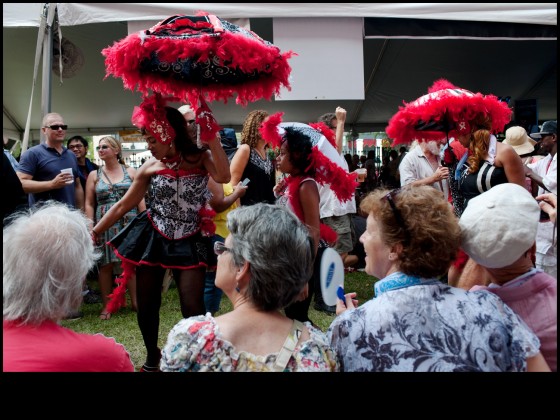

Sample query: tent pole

[40,4,54,144]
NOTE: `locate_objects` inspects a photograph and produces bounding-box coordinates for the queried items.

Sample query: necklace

[161,154,183,170]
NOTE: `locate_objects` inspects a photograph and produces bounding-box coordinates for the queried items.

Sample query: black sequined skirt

[108,210,211,270]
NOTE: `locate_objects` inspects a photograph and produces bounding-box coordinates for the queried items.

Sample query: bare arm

[203,134,231,183]
[92,162,152,235]
[335,107,346,154]
[526,352,551,372]
[404,167,449,188]
[299,179,321,253]
[84,170,98,223]
[127,167,147,212]
[229,144,250,187]
[17,171,70,194]
[207,178,248,213]
[496,143,526,187]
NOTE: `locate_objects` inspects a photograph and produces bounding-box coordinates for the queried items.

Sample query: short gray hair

[226,203,314,311]
[42,112,64,127]
[3,202,101,325]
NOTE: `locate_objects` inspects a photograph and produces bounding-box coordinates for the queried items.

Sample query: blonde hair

[240,110,269,148]
[99,136,126,166]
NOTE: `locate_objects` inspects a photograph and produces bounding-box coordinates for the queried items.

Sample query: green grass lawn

[61,270,377,370]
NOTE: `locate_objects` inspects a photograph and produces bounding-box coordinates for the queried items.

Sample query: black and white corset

[148,170,211,239]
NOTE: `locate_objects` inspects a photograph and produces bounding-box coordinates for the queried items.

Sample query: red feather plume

[260,112,285,148]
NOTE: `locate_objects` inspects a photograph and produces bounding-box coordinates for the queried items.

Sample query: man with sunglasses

[67,135,98,191]
[17,113,84,211]
[17,113,86,319]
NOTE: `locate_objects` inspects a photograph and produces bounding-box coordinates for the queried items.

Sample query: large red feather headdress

[102,12,294,107]
[386,79,512,145]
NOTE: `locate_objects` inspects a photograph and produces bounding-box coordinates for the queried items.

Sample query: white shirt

[528,153,557,260]
[318,140,356,218]
[399,146,449,199]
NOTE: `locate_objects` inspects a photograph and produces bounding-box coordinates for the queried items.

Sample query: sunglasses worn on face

[186,119,196,125]
[46,124,68,130]
[96,145,110,151]
[381,188,411,245]
[214,241,232,256]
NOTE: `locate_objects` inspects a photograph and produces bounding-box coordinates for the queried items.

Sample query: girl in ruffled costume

[263,114,357,324]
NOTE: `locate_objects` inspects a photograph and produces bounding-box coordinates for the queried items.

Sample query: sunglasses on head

[381,188,411,245]
[45,124,68,130]
[96,145,110,151]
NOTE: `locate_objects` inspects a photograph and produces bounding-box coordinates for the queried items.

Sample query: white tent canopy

[3,3,557,146]
[4,3,557,27]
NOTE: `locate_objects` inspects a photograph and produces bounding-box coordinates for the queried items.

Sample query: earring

[388,253,396,261]
[235,283,240,293]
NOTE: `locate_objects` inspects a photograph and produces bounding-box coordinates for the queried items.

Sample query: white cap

[459,183,539,268]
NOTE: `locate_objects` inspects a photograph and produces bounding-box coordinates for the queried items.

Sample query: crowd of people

[3,79,557,372]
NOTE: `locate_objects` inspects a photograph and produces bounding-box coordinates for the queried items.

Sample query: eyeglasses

[68,144,84,149]
[45,124,68,130]
[214,241,232,256]
[96,145,110,151]
[381,188,411,245]
[186,119,196,125]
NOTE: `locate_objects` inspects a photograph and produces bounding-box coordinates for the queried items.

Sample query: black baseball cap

[530,120,557,139]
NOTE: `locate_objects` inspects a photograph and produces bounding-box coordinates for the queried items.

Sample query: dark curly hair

[283,127,315,177]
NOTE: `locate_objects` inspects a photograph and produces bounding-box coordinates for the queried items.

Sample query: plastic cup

[356,168,367,182]
[60,168,74,184]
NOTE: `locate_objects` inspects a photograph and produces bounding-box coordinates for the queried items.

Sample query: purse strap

[273,320,304,372]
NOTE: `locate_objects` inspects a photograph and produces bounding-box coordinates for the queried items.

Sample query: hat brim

[509,142,535,156]
[530,132,551,139]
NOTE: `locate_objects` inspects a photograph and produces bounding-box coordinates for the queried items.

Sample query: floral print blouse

[161,314,339,372]
[328,274,540,372]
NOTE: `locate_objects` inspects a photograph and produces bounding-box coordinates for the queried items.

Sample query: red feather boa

[106,260,136,314]
[309,122,337,149]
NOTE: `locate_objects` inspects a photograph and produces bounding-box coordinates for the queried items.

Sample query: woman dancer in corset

[91,94,230,371]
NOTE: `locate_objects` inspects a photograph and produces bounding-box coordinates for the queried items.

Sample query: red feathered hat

[131,93,177,144]
[260,113,358,204]
[102,12,295,106]
[386,79,512,145]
